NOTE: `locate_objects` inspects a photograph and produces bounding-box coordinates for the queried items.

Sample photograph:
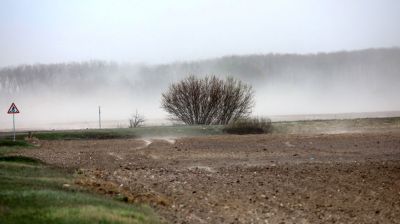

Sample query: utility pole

[98,106,101,129]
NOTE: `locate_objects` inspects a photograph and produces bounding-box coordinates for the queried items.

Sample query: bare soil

[16,132,400,224]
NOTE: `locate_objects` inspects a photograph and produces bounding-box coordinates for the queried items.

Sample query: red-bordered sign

[7,103,20,114]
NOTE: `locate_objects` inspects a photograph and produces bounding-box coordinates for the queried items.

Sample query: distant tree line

[1,48,399,96]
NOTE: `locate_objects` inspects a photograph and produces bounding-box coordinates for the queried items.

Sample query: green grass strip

[0,156,160,224]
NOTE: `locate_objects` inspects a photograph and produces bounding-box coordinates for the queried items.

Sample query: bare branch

[129,110,145,128]
[161,75,254,125]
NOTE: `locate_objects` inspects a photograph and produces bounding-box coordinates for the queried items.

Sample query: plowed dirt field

[16,132,400,223]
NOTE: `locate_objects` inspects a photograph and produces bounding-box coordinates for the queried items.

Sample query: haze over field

[0,0,400,130]
[1,48,400,130]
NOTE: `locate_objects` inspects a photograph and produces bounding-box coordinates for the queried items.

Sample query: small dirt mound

[75,169,170,206]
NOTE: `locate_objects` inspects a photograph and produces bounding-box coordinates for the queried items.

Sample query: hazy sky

[1,0,399,67]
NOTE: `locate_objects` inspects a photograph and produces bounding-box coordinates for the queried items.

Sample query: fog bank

[1,48,399,130]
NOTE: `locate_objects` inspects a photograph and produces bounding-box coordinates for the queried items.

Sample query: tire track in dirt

[108,138,177,161]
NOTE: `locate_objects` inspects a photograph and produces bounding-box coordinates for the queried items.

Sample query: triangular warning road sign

[7,103,20,114]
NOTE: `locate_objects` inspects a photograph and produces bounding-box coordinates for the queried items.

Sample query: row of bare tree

[161,76,254,125]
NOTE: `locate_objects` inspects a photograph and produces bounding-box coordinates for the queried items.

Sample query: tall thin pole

[98,106,101,129]
[12,113,16,141]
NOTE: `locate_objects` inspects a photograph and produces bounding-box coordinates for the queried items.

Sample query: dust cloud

[0,48,400,131]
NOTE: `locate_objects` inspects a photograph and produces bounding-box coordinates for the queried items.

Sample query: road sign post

[98,106,101,129]
[12,113,15,141]
[7,103,20,141]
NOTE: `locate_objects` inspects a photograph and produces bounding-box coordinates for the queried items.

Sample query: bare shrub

[129,110,145,128]
[223,117,272,134]
[217,77,254,125]
[161,76,254,125]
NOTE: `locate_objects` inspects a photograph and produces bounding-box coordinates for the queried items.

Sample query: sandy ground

[16,132,400,224]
